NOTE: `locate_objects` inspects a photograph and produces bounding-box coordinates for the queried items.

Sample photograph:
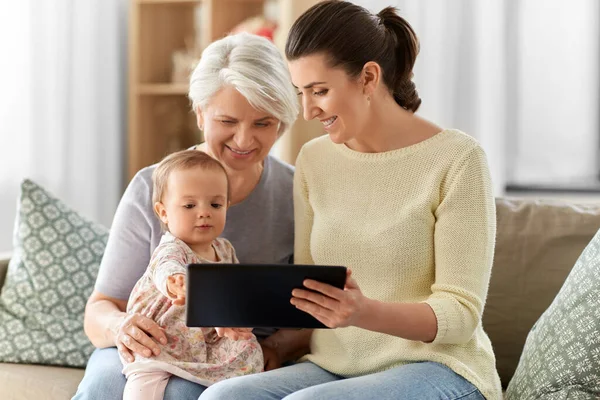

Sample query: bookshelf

[127,0,321,180]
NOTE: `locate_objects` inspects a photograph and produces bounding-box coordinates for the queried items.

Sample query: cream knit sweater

[294,130,502,400]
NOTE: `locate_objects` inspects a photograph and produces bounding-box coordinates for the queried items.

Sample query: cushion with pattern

[0,179,107,367]
[505,226,600,399]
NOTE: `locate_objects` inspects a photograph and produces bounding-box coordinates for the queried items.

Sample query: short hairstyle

[189,33,299,135]
[286,1,421,112]
[152,150,230,223]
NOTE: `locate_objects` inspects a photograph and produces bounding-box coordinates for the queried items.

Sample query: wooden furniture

[127,0,321,180]
[128,0,265,180]
[272,0,323,166]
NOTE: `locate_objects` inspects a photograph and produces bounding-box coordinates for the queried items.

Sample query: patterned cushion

[505,227,600,399]
[0,179,108,367]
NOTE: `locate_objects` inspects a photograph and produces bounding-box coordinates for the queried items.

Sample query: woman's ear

[154,202,168,225]
[361,61,382,97]
[196,107,205,131]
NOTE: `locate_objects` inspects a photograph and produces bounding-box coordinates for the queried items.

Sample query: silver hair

[189,33,299,134]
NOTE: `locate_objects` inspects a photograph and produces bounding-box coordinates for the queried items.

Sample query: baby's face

[159,166,228,247]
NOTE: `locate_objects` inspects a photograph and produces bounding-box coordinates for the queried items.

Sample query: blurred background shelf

[137,0,201,5]
[128,0,263,179]
[136,84,189,95]
[127,0,321,180]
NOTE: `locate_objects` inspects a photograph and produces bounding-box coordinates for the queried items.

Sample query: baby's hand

[166,274,186,306]
[215,327,254,341]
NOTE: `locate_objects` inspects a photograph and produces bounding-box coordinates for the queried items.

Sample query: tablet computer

[185,263,347,329]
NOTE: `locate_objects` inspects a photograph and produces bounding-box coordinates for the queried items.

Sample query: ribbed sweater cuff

[424,299,449,343]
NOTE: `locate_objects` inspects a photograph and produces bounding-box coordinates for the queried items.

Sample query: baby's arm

[150,242,188,305]
[223,238,239,264]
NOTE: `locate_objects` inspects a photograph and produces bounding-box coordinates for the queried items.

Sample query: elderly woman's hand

[114,313,167,363]
[215,327,254,341]
[259,341,282,371]
[290,269,367,329]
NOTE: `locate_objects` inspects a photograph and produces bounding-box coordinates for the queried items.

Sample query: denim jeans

[71,348,206,400]
[199,361,485,400]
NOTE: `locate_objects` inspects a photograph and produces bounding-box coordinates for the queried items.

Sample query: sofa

[1,197,600,400]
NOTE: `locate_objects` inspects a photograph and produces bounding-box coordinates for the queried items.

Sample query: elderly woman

[73,33,300,400]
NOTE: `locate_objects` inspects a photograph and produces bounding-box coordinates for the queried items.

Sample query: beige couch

[1,197,600,399]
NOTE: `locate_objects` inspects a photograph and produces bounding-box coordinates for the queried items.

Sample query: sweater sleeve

[425,145,496,345]
[94,169,156,299]
[221,238,239,264]
[149,241,188,299]
[293,148,315,265]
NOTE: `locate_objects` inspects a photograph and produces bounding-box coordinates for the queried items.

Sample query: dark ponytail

[286,1,422,112]
[377,7,421,112]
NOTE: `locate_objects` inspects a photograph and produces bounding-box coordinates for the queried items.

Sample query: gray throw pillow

[0,179,108,367]
[506,226,600,399]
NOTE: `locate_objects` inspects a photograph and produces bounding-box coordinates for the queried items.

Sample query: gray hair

[189,33,299,134]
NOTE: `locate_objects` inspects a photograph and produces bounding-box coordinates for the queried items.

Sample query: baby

[120,149,263,400]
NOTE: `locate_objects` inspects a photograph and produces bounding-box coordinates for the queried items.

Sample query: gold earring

[367,96,371,102]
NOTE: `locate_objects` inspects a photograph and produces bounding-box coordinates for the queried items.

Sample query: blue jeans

[200,361,485,400]
[72,348,206,400]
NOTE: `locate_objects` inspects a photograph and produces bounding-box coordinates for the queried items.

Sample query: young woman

[200,2,502,399]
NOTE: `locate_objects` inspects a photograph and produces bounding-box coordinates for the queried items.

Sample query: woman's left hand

[215,327,254,341]
[259,341,282,371]
[290,269,367,328]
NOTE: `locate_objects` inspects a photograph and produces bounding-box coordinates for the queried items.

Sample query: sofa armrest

[0,252,11,290]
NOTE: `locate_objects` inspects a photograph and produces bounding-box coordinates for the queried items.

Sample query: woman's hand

[166,273,186,305]
[115,313,167,363]
[215,327,254,341]
[259,341,282,371]
[290,269,367,328]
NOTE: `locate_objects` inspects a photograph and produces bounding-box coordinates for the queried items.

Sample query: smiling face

[196,86,281,172]
[154,165,228,249]
[288,53,369,145]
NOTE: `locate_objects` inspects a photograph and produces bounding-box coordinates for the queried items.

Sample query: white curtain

[355,0,599,194]
[0,0,126,252]
[512,0,599,185]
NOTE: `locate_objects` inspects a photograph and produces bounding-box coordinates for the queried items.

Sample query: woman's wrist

[355,297,381,330]
[107,310,126,345]
[357,300,438,342]
[261,329,312,362]
[260,336,283,360]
